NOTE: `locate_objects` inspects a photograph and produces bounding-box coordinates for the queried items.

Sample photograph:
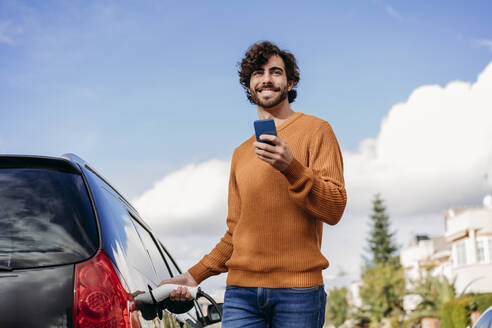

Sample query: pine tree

[366,193,397,265]
[358,194,404,326]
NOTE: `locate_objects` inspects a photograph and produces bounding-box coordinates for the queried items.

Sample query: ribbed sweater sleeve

[187,151,241,284]
[280,122,346,225]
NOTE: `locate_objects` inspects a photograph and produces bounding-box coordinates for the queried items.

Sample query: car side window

[83,168,158,284]
[132,218,173,283]
[158,242,182,278]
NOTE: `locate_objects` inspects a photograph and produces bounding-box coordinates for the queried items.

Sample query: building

[399,195,492,312]
[400,235,452,312]
[445,195,492,294]
[400,234,452,286]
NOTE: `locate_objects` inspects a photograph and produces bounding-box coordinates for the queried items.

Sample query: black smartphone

[254,119,277,146]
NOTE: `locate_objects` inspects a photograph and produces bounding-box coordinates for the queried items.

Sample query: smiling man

[159,41,347,327]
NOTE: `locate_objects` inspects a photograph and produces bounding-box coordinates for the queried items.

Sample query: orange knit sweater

[188,112,347,288]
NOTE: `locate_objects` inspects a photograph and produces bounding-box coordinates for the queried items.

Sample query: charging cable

[134,284,222,321]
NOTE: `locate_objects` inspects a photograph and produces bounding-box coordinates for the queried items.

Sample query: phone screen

[254,119,277,146]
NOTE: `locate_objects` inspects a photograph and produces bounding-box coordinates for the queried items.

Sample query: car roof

[0,154,81,173]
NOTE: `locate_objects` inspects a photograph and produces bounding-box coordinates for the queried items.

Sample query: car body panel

[0,265,74,328]
[81,163,203,327]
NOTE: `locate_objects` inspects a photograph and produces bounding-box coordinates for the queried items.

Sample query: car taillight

[74,250,136,328]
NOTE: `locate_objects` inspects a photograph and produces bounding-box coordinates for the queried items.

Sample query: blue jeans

[222,286,326,328]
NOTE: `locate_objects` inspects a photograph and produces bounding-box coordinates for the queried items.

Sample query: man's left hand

[253,135,293,171]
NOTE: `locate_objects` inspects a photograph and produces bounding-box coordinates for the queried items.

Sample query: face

[248,55,293,109]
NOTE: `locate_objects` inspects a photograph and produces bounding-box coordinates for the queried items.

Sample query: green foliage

[350,312,370,328]
[325,287,349,327]
[440,302,453,328]
[473,293,492,313]
[440,297,472,328]
[367,194,398,265]
[440,293,492,328]
[452,298,471,328]
[358,194,404,326]
[411,272,456,318]
[359,262,406,325]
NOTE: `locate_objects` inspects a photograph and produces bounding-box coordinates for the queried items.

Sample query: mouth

[257,87,280,94]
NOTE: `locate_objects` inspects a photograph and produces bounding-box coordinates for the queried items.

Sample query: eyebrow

[254,66,284,72]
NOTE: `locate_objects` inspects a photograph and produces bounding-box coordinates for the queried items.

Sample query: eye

[252,70,263,76]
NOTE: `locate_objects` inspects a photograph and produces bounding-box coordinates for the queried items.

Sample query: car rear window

[0,168,98,269]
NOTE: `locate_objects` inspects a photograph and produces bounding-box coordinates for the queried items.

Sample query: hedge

[473,294,492,313]
[441,293,492,328]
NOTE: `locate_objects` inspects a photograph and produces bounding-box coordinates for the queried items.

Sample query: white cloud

[0,21,14,44]
[477,39,492,54]
[0,20,22,45]
[133,159,230,235]
[384,4,403,21]
[344,61,492,216]
[373,0,404,22]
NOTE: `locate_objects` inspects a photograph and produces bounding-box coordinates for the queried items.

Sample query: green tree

[325,287,349,327]
[359,262,406,326]
[366,194,398,265]
[359,194,404,327]
[405,272,456,325]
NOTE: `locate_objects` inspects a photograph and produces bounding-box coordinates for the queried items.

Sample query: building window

[455,241,467,266]
[476,239,486,263]
[489,238,492,262]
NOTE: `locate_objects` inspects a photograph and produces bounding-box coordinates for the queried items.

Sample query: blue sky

[2,1,491,196]
[2,1,492,291]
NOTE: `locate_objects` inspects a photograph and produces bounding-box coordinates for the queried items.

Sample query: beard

[250,84,289,109]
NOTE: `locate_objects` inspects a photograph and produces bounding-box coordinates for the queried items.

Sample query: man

[159,41,347,327]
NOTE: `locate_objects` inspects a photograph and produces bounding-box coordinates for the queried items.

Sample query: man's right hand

[157,271,198,301]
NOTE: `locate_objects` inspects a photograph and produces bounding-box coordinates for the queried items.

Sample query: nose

[260,71,273,85]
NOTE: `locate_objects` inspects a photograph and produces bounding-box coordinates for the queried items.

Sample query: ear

[288,80,294,91]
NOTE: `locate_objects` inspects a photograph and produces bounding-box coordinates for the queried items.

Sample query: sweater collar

[277,112,303,132]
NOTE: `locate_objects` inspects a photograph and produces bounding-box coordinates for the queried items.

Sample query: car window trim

[78,164,103,253]
[158,241,183,275]
[127,210,174,280]
[84,164,138,214]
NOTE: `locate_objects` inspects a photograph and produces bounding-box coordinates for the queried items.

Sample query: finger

[256,153,274,165]
[178,287,186,301]
[260,134,282,146]
[253,141,276,152]
[182,288,190,301]
[170,290,177,300]
[255,148,276,159]
[256,147,283,160]
[173,287,185,301]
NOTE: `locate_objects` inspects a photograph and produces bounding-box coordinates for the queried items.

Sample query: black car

[0,154,221,328]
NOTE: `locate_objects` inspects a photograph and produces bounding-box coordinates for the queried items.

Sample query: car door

[131,213,204,327]
[83,166,176,327]
[158,242,214,327]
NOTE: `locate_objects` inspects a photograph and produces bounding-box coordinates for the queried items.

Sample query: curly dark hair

[239,41,300,104]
